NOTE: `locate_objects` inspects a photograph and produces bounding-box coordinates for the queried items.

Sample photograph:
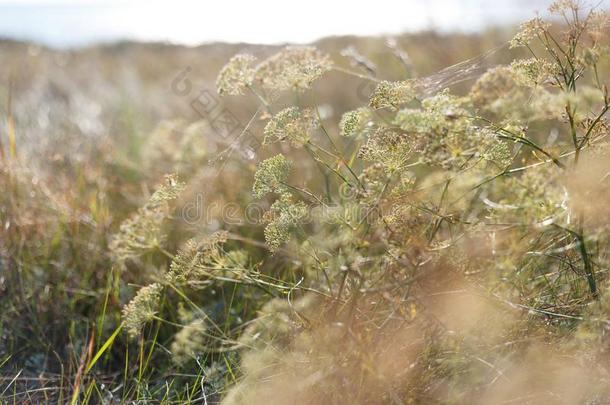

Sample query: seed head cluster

[170,318,208,365]
[110,174,185,262]
[358,126,412,172]
[548,0,577,14]
[510,58,557,87]
[252,154,292,198]
[216,54,257,96]
[217,46,332,95]
[369,80,417,110]
[263,193,308,252]
[255,46,332,92]
[339,107,373,137]
[166,231,239,283]
[509,17,550,49]
[122,283,163,338]
[587,10,610,40]
[263,107,318,147]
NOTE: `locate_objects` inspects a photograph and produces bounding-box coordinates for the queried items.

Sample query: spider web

[416,42,509,97]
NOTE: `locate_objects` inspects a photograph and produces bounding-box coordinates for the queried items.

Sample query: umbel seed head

[252,154,292,198]
[216,54,257,96]
[122,283,163,338]
[263,107,319,147]
[254,46,332,92]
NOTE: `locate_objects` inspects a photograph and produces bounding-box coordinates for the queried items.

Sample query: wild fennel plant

[208,3,610,403]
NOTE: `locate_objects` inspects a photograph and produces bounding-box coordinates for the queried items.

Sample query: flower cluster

[358,126,412,173]
[357,163,392,204]
[393,108,440,134]
[252,154,292,198]
[263,193,308,252]
[110,174,185,262]
[369,80,417,110]
[165,231,246,284]
[254,46,332,91]
[339,107,373,137]
[122,283,163,337]
[238,295,318,350]
[486,163,567,226]
[149,174,185,204]
[216,54,257,96]
[170,318,208,366]
[469,66,518,108]
[587,10,610,41]
[391,91,511,170]
[263,107,318,147]
[166,238,201,283]
[143,120,208,176]
[548,0,576,15]
[510,58,558,87]
[509,17,550,49]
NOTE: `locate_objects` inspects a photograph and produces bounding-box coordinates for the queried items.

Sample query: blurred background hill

[0,30,515,164]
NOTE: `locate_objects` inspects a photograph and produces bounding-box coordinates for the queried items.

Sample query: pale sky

[0,0,590,48]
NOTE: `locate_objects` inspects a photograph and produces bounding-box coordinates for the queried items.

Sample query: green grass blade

[86,324,123,374]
